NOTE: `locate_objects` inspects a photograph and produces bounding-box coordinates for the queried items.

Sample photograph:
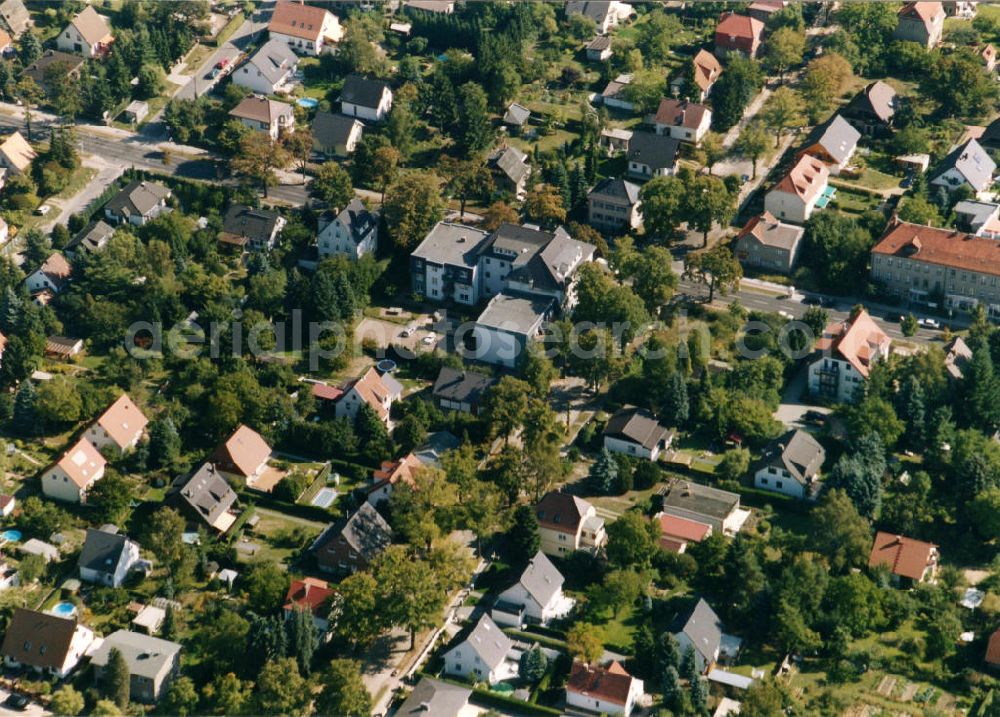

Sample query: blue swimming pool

[297,97,319,109]
[0,529,21,542]
[52,602,76,618]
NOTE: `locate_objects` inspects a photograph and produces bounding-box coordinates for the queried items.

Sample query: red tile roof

[987,628,1000,666]
[716,12,764,40]
[869,531,937,581]
[213,424,271,479]
[535,491,590,535]
[653,98,710,130]
[311,383,344,401]
[96,394,148,450]
[692,49,722,92]
[284,577,334,616]
[899,1,944,25]
[872,219,1000,278]
[659,514,712,543]
[53,438,105,488]
[814,309,889,378]
[771,154,829,203]
[269,1,333,41]
[567,661,635,706]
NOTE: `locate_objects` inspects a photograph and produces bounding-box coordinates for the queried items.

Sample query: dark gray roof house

[589,177,640,205]
[513,550,564,609]
[661,481,742,533]
[432,367,497,414]
[603,405,673,457]
[244,39,298,88]
[311,111,364,157]
[931,138,996,193]
[800,114,860,170]
[167,463,238,533]
[627,131,680,178]
[312,502,393,573]
[672,598,723,668]
[90,630,181,704]
[220,205,285,250]
[318,198,378,249]
[758,429,825,486]
[65,220,115,258]
[489,146,531,196]
[340,75,391,111]
[945,336,973,380]
[443,613,514,674]
[23,50,84,86]
[396,677,472,717]
[78,526,139,587]
[842,80,897,136]
[503,103,531,127]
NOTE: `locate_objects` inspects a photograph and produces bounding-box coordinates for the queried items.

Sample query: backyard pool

[0,529,21,543]
[297,97,319,109]
[311,487,337,508]
[51,602,76,618]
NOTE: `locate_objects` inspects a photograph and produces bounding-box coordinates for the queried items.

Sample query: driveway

[772,365,830,427]
[0,688,47,717]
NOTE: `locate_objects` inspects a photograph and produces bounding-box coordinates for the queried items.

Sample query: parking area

[356,316,440,353]
[0,688,46,717]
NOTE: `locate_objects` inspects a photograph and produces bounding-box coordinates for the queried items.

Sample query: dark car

[886,313,905,323]
[802,295,821,306]
[803,410,826,424]
[4,693,30,711]
[819,297,836,307]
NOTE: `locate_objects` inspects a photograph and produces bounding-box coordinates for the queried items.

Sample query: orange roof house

[87,393,148,454]
[691,49,722,95]
[334,367,403,426]
[714,12,764,58]
[212,424,272,483]
[895,2,945,48]
[268,1,342,54]
[284,577,335,634]
[367,453,423,506]
[764,154,831,224]
[808,309,891,403]
[41,438,106,503]
[869,531,939,583]
[658,514,712,553]
[566,661,644,715]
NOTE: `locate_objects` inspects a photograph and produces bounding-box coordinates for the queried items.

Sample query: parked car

[801,295,821,306]
[919,317,941,329]
[4,693,29,711]
[803,410,826,424]
[34,204,51,216]
[886,313,905,323]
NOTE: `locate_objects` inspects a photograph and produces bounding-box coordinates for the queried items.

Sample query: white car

[422,333,437,345]
[34,204,51,216]
[919,317,940,329]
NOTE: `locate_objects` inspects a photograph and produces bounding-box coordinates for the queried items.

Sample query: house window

[776,481,783,489]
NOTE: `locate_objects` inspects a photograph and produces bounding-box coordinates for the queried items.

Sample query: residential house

[565,0,634,34]
[220,204,286,251]
[930,139,995,196]
[334,366,403,426]
[166,463,239,533]
[869,531,939,584]
[104,180,171,226]
[91,631,181,704]
[492,551,575,628]
[807,309,891,403]
[651,98,712,145]
[311,112,364,157]
[764,154,831,224]
[56,6,113,58]
[670,49,723,102]
[586,34,613,61]
[733,211,805,274]
[535,491,607,557]
[396,678,472,717]
[317,198,378,260]
[953,199,999,235]
[211,424,272,487]
[869,219,1000,316]
[627,131,680,181]
[842,80,897,137]
[488,145,531,200]
[26,252,72,295]
[0,494,14,517]
[23,50,84,89]
[41,438,106,504]
[0,131,34,175]
[588,177,642,234]
[1,609,95,679]
[798,114,861,174]
[754,429,825,499]
[502,102,531,130]
[672,598,729,673]
[0,0,30,38]
[986,628,1000,669]
[566,661,644,717]
[284,577,335,635]
[366,453,423,506]
[748,0,788,23]
[228,96,295,140]
[45,335,83,359]
[78,526,141,588]
[132,605,166,635]
[714,13,764,58]
[469,292,552,368]
[311,501,392,573]
[658,513,712,554]
[600,73,635,111]
[603,405,674,461]
[442,614,517,684]
[404,0,456,13]
[233,39,299,95]
[85,393,148,454]
[268,1,343,55]
[432,367,496,414]
[894,2,945,49]
[660,481,748,536]
[411,221,595,307]
[339,75,393,122]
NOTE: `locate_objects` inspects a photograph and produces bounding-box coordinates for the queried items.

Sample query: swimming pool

[311,487,337,508]
[0,529,21,543]
[51,602,76,618]
[297,97,319,109]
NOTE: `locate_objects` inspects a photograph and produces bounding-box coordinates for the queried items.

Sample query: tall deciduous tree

[315,659,372,717]
[683,245,743,302]
[312,162,354,209]
[383,171,445,250]
[761,87,804,147]
[230,132,289,197]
